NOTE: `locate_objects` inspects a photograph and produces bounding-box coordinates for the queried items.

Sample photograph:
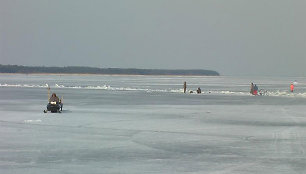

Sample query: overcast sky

[0,0,305,76]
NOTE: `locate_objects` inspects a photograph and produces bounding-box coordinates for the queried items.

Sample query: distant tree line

[0,64,220,76]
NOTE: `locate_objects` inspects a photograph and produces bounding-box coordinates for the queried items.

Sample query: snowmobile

[43,86,63,113]
[44,101,63,113]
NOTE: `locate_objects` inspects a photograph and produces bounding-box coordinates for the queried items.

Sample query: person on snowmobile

[49,93,59,103]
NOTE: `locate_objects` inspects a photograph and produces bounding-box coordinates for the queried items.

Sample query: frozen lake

[1,74,306,173]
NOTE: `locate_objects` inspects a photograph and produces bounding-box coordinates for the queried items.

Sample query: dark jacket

[50,96,59,103]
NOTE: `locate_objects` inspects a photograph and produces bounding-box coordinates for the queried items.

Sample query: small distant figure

[49,93,59,103]
[183,82,187,93]
[250,83,254,95]
[253,84,258,95]
[196,87,201,94]
[290,83,294,92]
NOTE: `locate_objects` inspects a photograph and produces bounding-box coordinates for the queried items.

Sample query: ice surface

[0,74,306,173]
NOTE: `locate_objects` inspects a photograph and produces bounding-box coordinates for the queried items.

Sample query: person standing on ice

[197,87,201,94]
[250,83,254,95]
[253,84,258,95]
[290,83,294,92]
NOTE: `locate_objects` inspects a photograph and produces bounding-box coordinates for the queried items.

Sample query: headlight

[50,101,57,105]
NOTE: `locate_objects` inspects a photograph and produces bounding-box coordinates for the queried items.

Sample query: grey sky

[1,0,305,76]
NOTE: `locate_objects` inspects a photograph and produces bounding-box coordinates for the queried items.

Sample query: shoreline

[0,72,220,77]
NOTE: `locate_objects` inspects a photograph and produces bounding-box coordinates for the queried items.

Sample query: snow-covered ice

[1,74,306,173]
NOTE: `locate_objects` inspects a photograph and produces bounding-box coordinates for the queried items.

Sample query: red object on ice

[290,84,294,92]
